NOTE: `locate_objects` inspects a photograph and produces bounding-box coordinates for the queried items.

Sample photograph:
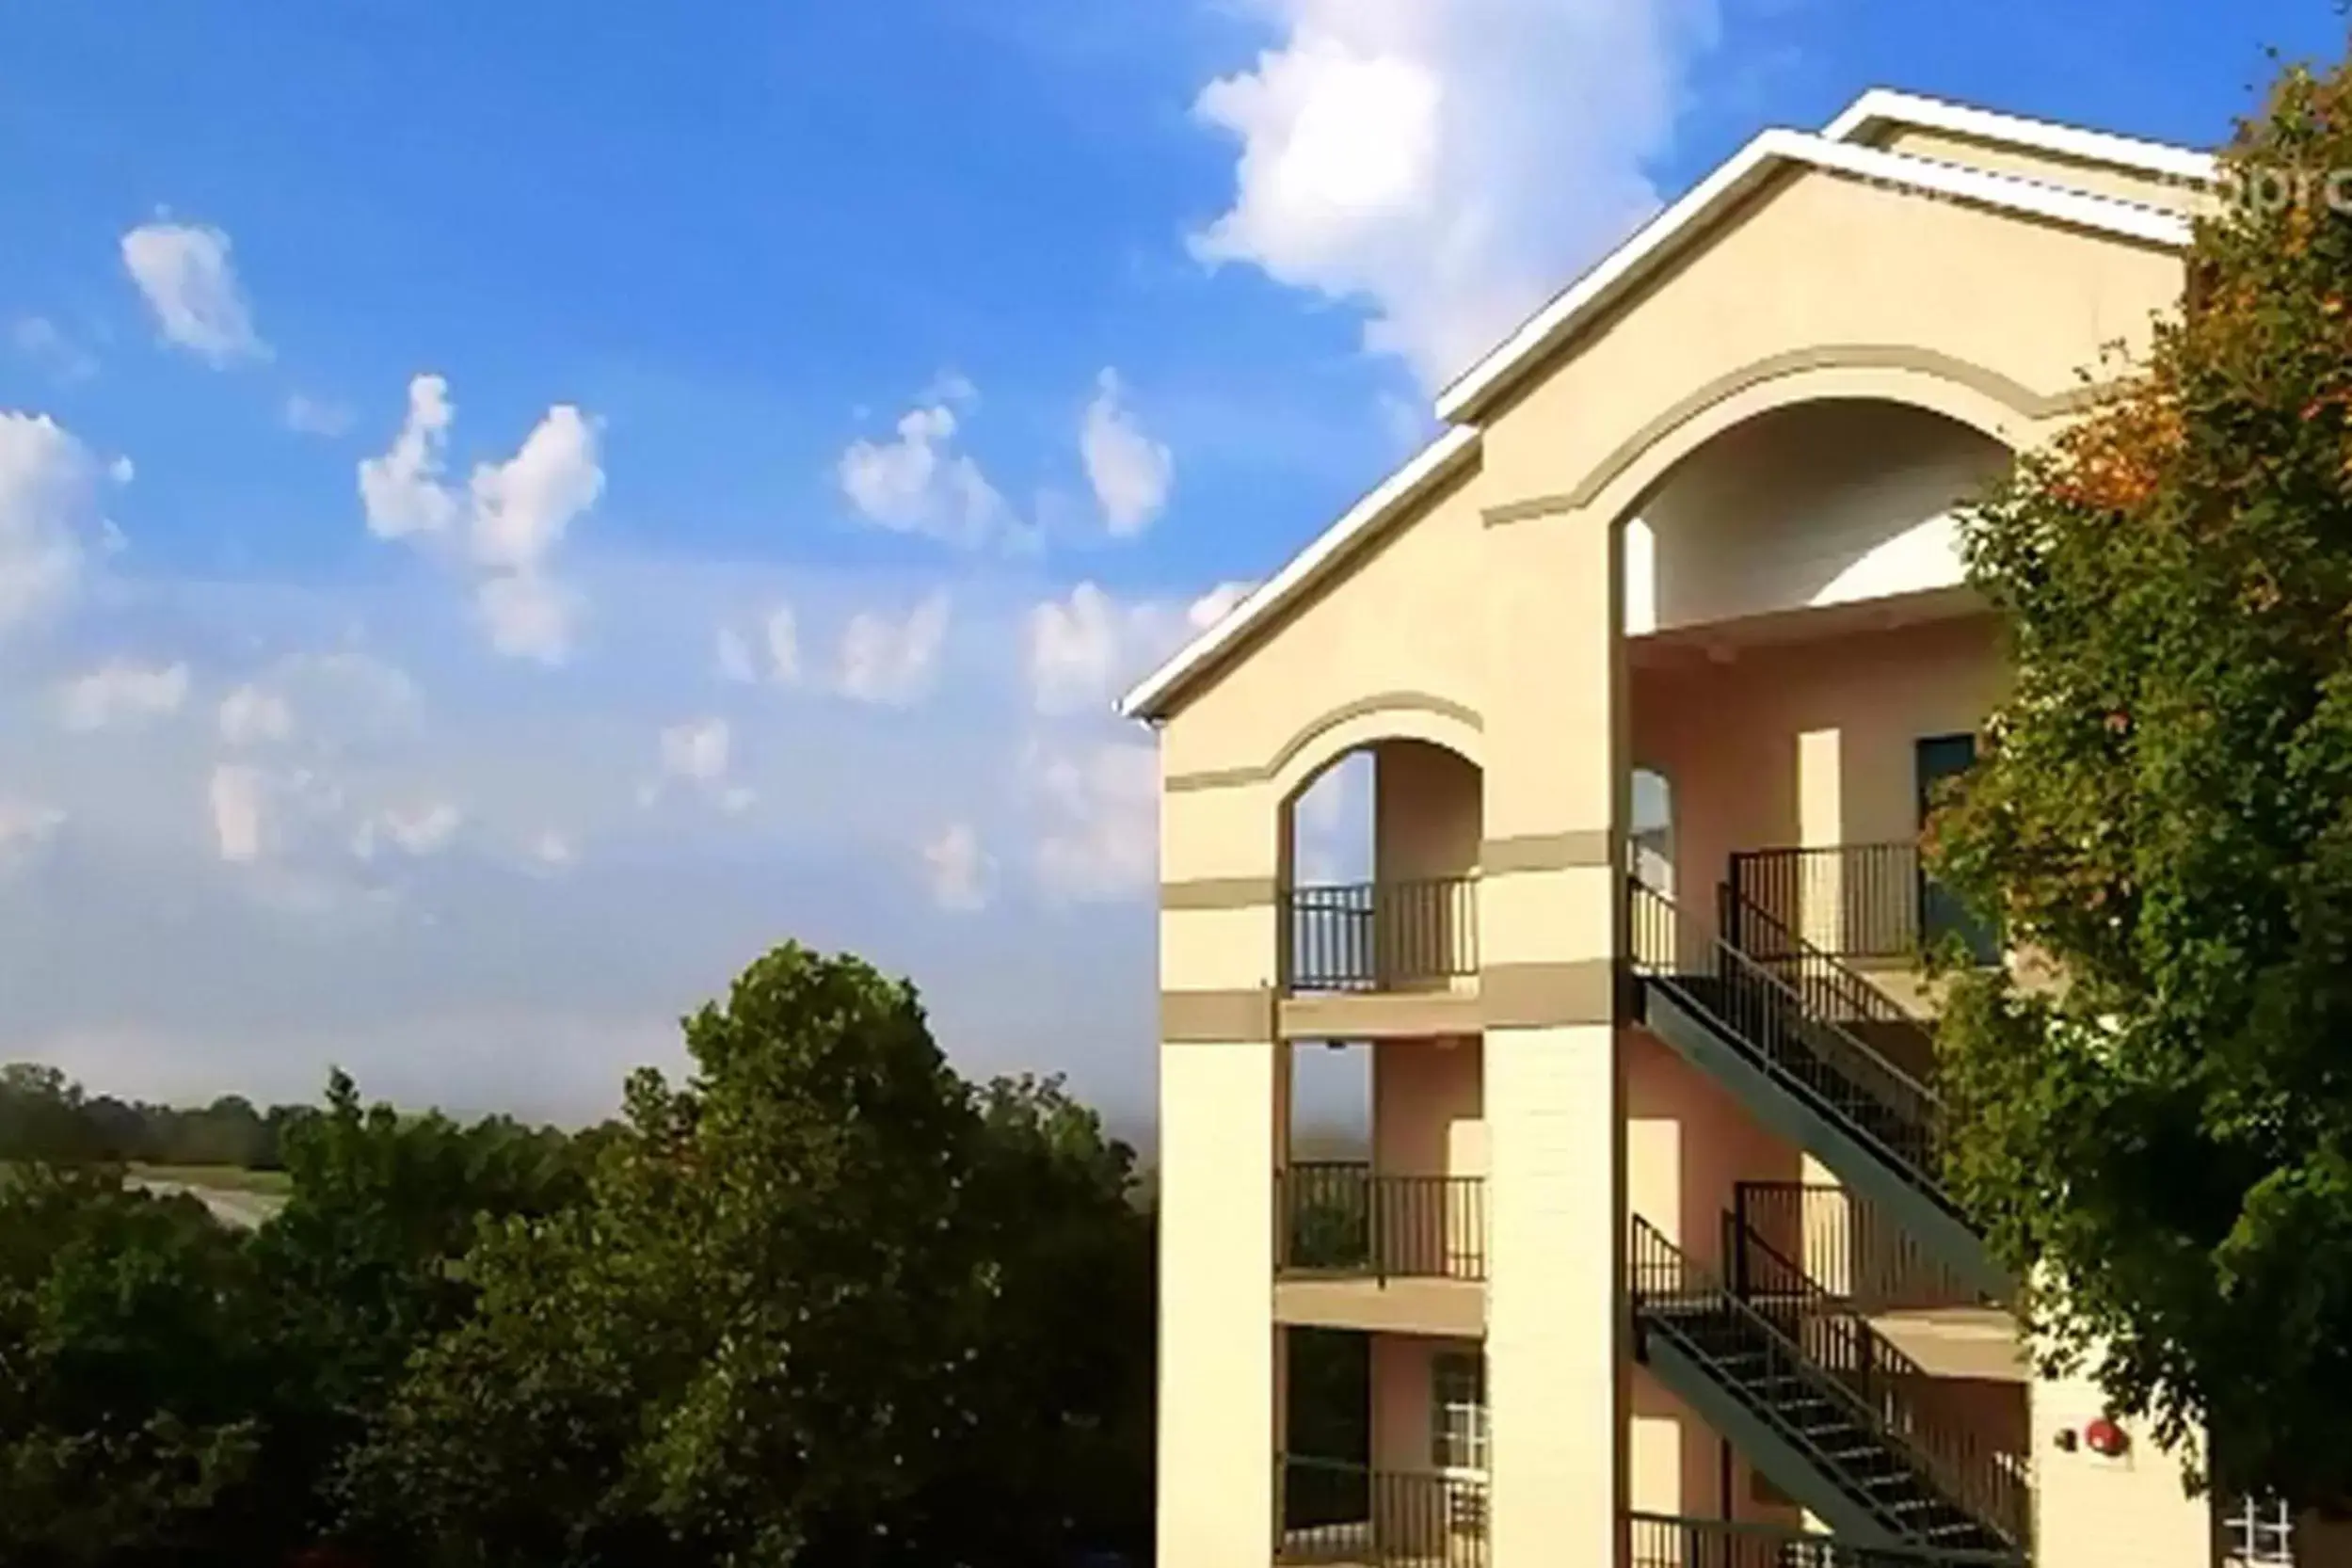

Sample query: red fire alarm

[2084,1417,2130,1458]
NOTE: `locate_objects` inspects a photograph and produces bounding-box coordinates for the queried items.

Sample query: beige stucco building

[1122,88,2315,1568]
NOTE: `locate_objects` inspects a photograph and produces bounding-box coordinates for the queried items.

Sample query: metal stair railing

[1727,1214,2031,1550]
[1630,1512,2024,1567]
[1627,878,1951,1210]
[1720,884,1941,1089]
[1629,1218,2012,1553]
[1735,1181,1992,1316]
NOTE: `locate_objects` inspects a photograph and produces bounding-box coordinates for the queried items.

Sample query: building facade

[1122,89,2305,1568]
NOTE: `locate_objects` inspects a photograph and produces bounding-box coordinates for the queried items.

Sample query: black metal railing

[1277,1163,1488,1281]
[1720,1216,2031,1550]
[1277,1456,1489,1567]
[1629,1513,2022,1567]
[1283,877,1479,993]
[1728,843,1923,963]
[1629,1218,2026,1555]
[1728,843,2001,967]
[1628,878,1948,1205]
[1735,1182,1991,1316]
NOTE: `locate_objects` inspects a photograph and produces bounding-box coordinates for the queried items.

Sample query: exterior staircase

[1624,872,2028,1561]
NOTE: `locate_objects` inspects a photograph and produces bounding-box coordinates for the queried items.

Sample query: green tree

[1929,54,2352,1507]
[0,1165,273,1568]
[344,943,1153,1567]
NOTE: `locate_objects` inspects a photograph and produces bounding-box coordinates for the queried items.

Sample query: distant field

[127,1163,292,1195]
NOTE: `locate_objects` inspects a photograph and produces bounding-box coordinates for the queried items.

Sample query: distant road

[128,1177,286,1231]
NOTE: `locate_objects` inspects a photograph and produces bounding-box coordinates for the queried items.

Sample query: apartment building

[1121,88,2312,1568]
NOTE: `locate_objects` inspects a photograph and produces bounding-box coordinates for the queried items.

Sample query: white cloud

[660,717,732,785]
[120,219,267,365]
[922,823,989,913]
[283,392,354,438]
[56,660,190,732]
[359,375,603,664]
[529,828,575,868]
[11,317,98,383]
[208,765,265,864]
[217,683,295,747]
[1081,370,1176,537]
[352,801,463,861]
[839,399,1013,548]
[0,411,103,638]
[1190,0,1716,389]
[838,591,951,707]
[1024,580,1256,716]
[360,375,459,541]
[713,603,801,688]
[1026,738,1159,903]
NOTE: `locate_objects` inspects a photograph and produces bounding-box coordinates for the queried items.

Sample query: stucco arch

[1267,694,1484,808]
[1570,349,2037,534]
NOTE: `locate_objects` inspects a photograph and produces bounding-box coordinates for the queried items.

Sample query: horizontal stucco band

[1480,344,2110,530]
[1480,961,1620,1029]
[1160,875,1280,911]
[1161,988,1276,1043]
[1480,830,1615,875]
[1163,691,1484,792]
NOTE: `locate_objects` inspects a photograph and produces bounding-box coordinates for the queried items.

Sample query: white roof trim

[1117,425,1481,722]
[1823,88,2217,184]
[1434,128,2192,424]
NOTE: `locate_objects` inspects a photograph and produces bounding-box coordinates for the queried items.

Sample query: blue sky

[0,0,2335,1126]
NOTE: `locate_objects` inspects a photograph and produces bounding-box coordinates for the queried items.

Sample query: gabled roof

[1119,90,2206,726]
[1822,88,2217,185]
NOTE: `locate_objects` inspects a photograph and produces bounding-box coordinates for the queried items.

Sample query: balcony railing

[1629,1513,2022,1567]
[1278,1162,1487,1282]
[1734,1181,1992,1316]
[1727,843,1999,967]
[1278,1456,1489,1568]
[1283,877,1479,993]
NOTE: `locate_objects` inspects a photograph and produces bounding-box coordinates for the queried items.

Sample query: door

[1914,735,1998,963]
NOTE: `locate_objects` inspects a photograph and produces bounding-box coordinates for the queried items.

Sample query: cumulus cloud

[1081,371,1176,537]
[921,823,989,913]
[352,801,464,861]
[120,219,267,365]
[358,375,604,664]
[839,397,1014,549]
[218,683,295,747]
[0,799,66,862]
[55,660,190,732]
[0,411,104,637]
[713,603,801,688]
[1190,0,1716,388]
[1025,738,1159,904]
[838,591,952,707]
[1025,580,1256,716]
[208,765,266,864]
[645,717,754,814]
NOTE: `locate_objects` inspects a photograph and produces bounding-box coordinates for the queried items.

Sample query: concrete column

[1157,781,1286,1568]
[1480,499,1627,1568]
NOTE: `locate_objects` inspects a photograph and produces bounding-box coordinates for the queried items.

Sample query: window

[1429,1352,1488,1475]
[2224,1496,2295,1566]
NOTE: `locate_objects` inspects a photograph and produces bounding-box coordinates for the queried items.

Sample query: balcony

[1277,1163,1487,1336]
[1278,878,1482,1040]
[1277,1457,1489,1568]
[1725,842,1998,969]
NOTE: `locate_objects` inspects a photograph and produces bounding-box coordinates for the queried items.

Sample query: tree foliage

[1929,52,2352,1506]
[0,942,1154,1566]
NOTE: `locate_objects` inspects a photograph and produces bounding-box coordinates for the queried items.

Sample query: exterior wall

[1370,1334,1482,1474]
[1873,124,2210,216]
[1374,1038,1485,1176]
[1625,1026,1803,1271]
[1630,615,2006,921]
[1625,401,2011,634]
[1474,163,2183,515]
[2034,1369,2213,1568]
